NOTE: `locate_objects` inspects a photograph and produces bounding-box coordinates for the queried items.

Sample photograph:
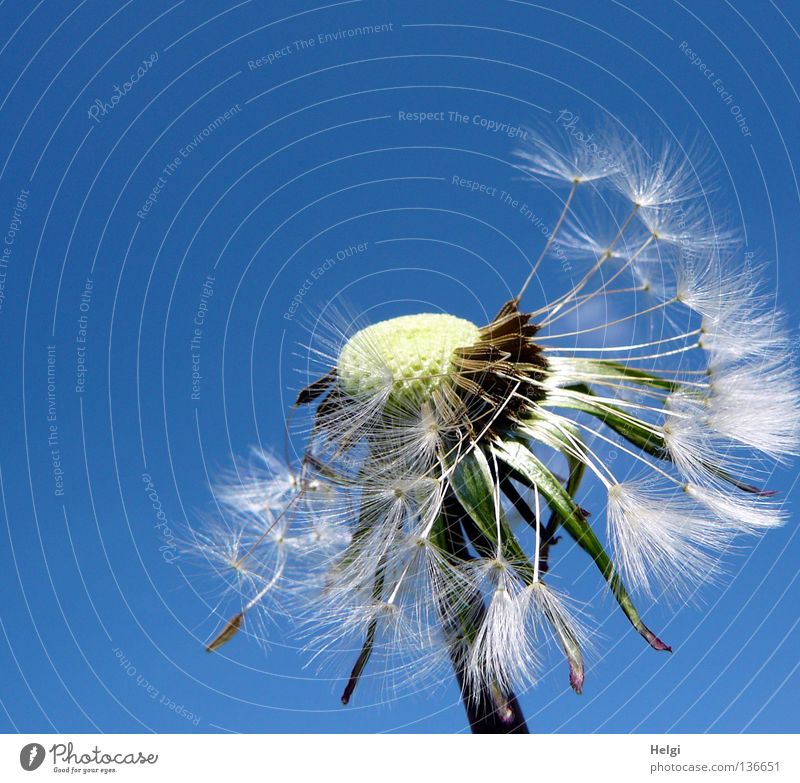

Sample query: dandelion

[193,123,797,733]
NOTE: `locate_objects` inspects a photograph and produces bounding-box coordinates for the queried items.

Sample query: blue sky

[1,0,799,734]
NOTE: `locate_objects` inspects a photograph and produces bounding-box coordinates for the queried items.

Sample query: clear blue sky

[1,0,798,734]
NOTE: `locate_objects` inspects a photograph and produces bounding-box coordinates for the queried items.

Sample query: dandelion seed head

[196,122,797,721]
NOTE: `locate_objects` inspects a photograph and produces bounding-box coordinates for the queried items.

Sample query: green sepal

[448,447,535,584]
[516,413,586,575]
[563,359,678,392]
[541,385,668,458]
[541,385,765,494]
[518,413,587,498]
[489,438,670,653]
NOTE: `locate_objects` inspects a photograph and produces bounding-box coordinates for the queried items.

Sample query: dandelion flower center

[337,313,480,403]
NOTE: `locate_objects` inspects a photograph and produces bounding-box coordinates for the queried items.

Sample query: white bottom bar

[2,734,797,781]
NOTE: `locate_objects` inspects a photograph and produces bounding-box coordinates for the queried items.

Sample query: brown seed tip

[206,612,244,653]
